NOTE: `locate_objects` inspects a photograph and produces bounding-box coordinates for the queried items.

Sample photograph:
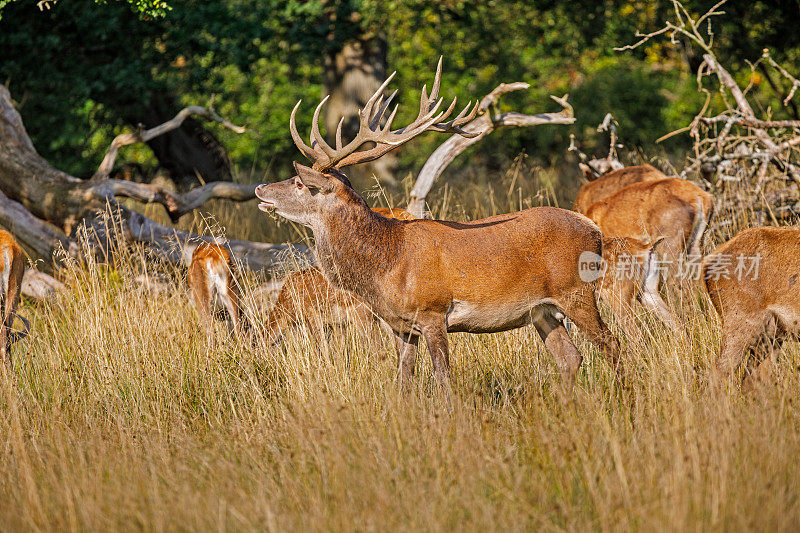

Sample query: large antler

[290,57,480,171]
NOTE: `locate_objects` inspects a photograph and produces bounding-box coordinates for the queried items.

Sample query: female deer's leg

[221,281,243,340]
[561,290,623,381]
[714,315,764,388]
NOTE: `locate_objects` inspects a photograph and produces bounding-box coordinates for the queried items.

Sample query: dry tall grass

[2,162,799,531]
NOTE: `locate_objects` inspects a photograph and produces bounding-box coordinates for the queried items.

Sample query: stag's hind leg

[532,308,582,386]
[420,320,454,405]
[560,288,623,380]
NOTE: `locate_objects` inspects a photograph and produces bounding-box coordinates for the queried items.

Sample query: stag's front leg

[420,320,453,404]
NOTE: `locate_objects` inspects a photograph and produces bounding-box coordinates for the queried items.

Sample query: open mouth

[258,202,276,213]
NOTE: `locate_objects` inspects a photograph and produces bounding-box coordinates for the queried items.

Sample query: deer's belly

[445,299,549,333]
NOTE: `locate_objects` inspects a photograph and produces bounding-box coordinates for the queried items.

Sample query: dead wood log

[0,83,306,272]
[21,269,67,300]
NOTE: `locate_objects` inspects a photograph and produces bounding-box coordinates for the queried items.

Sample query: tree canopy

[1,0,798,181]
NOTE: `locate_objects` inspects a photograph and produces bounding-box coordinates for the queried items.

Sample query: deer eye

[296,179,304,190]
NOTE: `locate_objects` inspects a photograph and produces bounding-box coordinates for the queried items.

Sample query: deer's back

[574,164,666,214]
[586,178,711,241]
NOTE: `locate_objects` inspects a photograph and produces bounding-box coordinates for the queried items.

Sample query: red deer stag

[573,164,667,214]
[255,59,622,397]
[264,207,415,344]
[702,226,800,388]
[0,230,30,367]
[187,242,247,341]
[585,178,714,267]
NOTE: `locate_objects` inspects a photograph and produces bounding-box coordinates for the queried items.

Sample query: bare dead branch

[406,88,574,218]
[700,115,800,129]
[123,206,311,271]
[762,49,800,106]
[0,83,305,273]
[93,179,257,222]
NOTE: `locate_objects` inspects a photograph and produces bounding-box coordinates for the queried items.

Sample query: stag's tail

[9,312,30,343]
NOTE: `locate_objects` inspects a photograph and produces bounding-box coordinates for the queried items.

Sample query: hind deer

[255,58,622,398]
[573,164,667,214]
[702,226,800,388]
[187,242,247,341]
[0,230,30,367]
[600,236,677,330]
[585,178,714,268]
[264,207,414,344]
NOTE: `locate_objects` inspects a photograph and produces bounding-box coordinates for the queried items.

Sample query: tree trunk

[323,37,397,186]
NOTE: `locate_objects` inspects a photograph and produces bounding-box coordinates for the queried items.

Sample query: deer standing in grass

[264,207,414,344]
[599,236,677,329]
[0,230,29,367]
[187,242,247,341]
[585,178,714,267]
[702,226,800,388]
[255,59,622,398]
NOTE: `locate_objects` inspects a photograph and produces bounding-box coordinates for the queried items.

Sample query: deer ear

[294,162,335,193]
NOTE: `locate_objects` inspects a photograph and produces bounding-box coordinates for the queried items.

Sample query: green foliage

[0,0,170,19]
[0,0,798,180]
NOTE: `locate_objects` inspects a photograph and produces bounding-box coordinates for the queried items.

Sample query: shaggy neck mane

[312,186,403,294]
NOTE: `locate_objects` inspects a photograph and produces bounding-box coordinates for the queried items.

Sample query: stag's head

[256,58,478,227]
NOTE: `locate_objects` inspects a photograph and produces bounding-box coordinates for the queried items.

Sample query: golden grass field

[2,161,800,531]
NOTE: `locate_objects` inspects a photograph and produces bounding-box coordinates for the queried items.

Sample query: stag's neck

[311,191,402,295]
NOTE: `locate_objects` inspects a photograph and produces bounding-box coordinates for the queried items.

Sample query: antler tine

[379,104,400,135]
[361,71,397,120]
[335,116,345,150]
[289,100,319,162]
[416,57,444,121]
[452,100,479,126]
[395,96,445,135]
[310,95,336,161]
[416,97,476,137]
[430,56,443,103]
[429,100,480,136]
[369,89,398,131]
[437,96,460,124]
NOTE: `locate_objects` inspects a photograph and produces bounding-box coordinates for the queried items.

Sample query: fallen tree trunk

[0,84,307,271]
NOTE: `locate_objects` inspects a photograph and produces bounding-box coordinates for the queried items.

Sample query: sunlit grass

[2,161,800,531]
